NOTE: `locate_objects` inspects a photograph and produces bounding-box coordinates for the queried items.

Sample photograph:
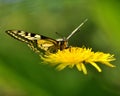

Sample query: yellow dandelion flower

[41,47,116,74]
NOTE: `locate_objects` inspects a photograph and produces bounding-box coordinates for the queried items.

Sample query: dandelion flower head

[41,47,115,74]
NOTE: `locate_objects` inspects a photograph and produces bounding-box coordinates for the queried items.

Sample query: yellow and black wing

[6,30,58,54]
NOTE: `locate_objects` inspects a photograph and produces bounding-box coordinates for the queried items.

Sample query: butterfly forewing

[6,30,60,54]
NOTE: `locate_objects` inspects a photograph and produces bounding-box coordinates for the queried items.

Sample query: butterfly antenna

[55,32,63,38]
[66,19,88,40]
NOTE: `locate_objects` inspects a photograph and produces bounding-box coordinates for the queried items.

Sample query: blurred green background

[0,0,120,96]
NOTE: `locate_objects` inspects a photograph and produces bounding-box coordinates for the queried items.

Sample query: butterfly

[5,19,87,55]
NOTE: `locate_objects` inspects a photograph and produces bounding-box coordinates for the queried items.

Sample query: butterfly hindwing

[6,30,59,53]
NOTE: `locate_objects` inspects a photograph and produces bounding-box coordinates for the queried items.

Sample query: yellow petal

[81,63,87,74]
[56,64,67,71]
[76,64,82,71]
[102,62,116,67]
[90,62,102,72]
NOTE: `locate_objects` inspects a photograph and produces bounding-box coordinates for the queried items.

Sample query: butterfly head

[56,37,68,50]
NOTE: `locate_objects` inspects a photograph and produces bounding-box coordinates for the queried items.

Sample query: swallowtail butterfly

[6,19,87,54]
